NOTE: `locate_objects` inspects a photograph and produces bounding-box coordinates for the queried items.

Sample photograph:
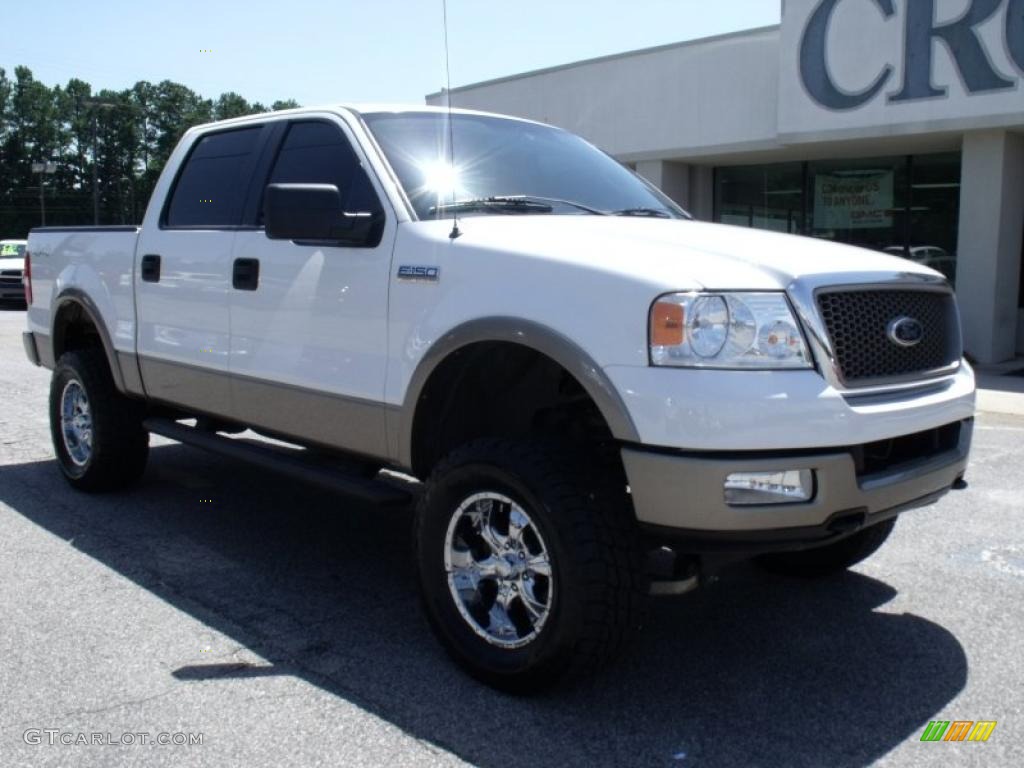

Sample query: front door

[135,124,270,414]
[228,118,395,458]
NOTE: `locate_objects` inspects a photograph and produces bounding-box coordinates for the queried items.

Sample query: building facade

[427,0,1024,363]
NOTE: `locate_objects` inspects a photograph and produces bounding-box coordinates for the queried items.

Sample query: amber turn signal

[651,301,685,346]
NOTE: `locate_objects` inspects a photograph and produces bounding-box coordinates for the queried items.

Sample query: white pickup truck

[23,105,974,691]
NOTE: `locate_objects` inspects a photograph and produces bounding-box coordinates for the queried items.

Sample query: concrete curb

[976,388,1024,417]
[974,364,1024,416]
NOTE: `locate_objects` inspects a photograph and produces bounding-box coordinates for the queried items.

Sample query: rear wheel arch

[51,290,126,393]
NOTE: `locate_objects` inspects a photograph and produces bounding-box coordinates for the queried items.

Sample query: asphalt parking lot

[0,306,1022,768]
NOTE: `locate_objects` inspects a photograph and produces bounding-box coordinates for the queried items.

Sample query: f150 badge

[397,265,440,282]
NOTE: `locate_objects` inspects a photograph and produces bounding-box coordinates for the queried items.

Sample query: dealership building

[427,0,1024,363]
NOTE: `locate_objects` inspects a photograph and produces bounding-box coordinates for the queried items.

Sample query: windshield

[362,112,686,220]
[0,243,26,259]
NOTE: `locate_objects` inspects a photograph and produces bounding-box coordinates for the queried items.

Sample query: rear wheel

[50,349,149,491]
[756,518,897,577]
[414,438,644,692]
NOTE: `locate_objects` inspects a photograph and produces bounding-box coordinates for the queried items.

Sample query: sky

[1,1,781,107]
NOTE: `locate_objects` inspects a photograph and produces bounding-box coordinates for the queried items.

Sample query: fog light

[724,470,814,505]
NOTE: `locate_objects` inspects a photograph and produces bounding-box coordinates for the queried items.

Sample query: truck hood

[445,215,940,290]
[0,257,24,272]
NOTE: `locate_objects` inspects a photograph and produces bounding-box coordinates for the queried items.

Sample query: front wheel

[49,349,149,492]
[756,518,897,577]
[414,439,644,692]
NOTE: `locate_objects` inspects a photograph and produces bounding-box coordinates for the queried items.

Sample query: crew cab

[23,105,974,691]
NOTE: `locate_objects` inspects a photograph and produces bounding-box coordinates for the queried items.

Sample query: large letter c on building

[1009,0,1024,74]
[800,0,896,110]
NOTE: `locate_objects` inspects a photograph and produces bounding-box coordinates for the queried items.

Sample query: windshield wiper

[429,197,551,216]
[499,195,609,215]
[429,195,608,217]
[612,207,673,218]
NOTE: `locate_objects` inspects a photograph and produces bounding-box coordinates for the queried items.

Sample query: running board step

[143,417,412,507]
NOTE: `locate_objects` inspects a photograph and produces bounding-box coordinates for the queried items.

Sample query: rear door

[227,116,396,458]
[135,124,270,414]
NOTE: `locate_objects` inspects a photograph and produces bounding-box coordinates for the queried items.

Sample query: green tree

[0,67,298,235]
[213,91,252,120]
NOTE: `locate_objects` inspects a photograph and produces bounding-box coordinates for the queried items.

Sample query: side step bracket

[142,417,412,507]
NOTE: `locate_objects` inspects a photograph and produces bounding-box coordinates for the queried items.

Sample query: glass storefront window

[806,156,908,253]
[714,153,962,285]
[905,153,961,283]
[715,163,804,234]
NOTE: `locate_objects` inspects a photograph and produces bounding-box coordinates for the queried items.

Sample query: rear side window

[165,127,262,227]
[265,121,382,215]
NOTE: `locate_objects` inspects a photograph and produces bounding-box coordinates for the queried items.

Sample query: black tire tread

[756,517,897,577]
[415,438,645,689]
[50,348,148,492]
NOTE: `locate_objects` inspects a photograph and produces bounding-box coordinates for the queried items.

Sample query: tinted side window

[266,122,382,215]
[165,127,262,227]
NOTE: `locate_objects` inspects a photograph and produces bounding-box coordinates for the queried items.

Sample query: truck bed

[25,225,141,368]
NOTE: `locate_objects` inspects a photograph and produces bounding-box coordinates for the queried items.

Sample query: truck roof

[185,104,546,135]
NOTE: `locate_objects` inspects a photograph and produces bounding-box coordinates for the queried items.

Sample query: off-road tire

[414,438,645,692]
[756,518,897,577]
[50,349,149,492]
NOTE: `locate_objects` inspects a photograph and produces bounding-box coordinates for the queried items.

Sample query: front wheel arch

[401,318,639,477]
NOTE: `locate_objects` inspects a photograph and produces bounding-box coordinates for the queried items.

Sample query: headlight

[649,292,812,369]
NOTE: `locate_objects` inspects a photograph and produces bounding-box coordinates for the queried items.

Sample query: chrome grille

[816,288,960,387]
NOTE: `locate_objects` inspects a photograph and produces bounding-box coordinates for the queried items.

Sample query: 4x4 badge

[887,316,924,347]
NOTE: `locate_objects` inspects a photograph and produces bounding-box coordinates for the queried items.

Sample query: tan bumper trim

[623,421,971,532]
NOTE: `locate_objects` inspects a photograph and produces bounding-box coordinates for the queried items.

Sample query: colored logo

[887,316,924,348]
[920,720,997,742]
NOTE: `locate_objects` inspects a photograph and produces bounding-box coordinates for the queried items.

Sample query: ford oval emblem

[887,316,924,348]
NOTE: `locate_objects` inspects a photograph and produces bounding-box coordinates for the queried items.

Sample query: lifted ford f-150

[23,105,974,691]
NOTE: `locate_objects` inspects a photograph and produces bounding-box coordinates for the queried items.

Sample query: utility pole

[31,161,57,227]
[82,100,117,225]
[92,114,99,224]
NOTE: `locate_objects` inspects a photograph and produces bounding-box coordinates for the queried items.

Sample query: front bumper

[604,363,976,451]
[0,282,25,301]
[624,418,972,553]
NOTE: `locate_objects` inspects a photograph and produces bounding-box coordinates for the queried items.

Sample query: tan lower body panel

[136,356,392,462]
[622,422,971,532]
[230,373,391,461]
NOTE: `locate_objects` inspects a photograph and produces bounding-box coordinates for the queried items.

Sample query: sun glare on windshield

[417,159,464,203]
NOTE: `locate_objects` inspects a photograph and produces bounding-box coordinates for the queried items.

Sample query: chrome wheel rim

[60,379,93,467]
[444,492,554,649]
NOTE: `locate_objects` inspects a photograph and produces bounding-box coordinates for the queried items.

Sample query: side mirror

[264,183,382,246]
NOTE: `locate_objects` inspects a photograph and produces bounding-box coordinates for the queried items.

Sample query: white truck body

[25,105,975,516]
[25,208,976,449]
[23,106,974,686]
